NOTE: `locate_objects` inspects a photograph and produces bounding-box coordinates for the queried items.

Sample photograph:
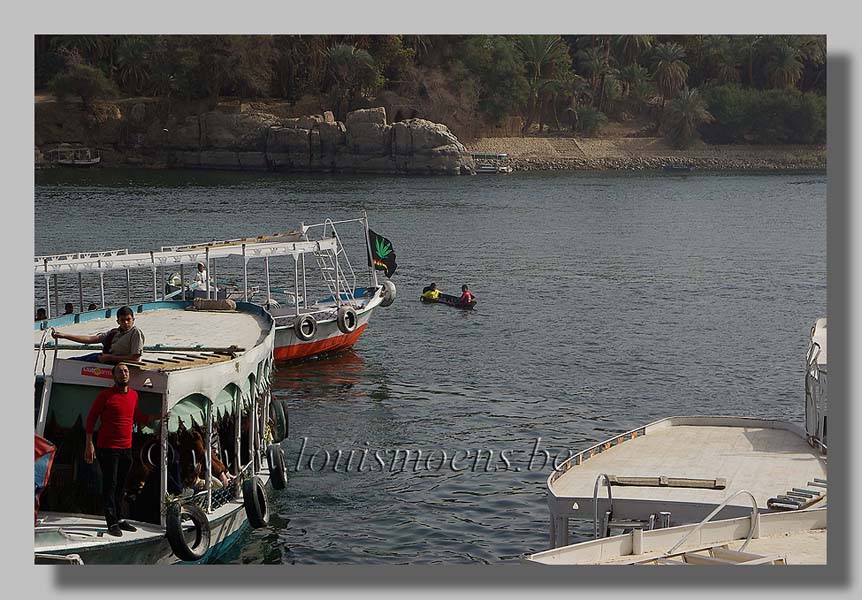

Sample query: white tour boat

[35,214,396,363]
[541,318,828,549]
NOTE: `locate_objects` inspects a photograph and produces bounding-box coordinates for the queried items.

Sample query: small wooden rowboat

[419,292,476,310]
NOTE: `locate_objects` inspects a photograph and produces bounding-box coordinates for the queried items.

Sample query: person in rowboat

[459,284,475,305]
[51,305,145,364]
[421,282,440,300]
[35,307,47,321]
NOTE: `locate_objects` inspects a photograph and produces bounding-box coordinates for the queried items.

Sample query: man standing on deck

[85,362,144,537]
[51,305,144,364]
[191,261,210,298]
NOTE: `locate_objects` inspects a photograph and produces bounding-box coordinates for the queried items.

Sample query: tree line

[35,34,826,147]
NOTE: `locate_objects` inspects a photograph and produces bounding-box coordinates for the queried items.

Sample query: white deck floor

[34,308,270,373]
[550,424,826,510]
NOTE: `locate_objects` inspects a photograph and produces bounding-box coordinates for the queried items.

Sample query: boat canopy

[35,235,337,276]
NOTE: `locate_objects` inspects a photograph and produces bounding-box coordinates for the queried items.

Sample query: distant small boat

[47,145,101,167]
[661,165,693,173]
[472,153,513,174]
[420,292,476,310]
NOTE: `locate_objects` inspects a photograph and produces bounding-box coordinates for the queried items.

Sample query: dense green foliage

[35,34,826,144]
[700,85,826,144]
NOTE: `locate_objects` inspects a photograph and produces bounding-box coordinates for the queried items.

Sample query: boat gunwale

[547,415,814,495]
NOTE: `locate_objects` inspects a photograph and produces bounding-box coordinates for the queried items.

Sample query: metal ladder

[311,221,356,306]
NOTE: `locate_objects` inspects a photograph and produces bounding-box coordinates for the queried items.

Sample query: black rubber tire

[268,396,287,442]
[166,502,211,562]
[278,398,290,439]
[242,475,270,528]
[266,443,289,490]
[337,306,358,334]
[294,314,317,341]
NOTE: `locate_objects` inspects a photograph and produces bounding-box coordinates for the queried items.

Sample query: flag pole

[363,210,379,288]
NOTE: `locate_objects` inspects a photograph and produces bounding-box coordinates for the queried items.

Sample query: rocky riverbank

[35,97,825,173]
[465,136,826,171]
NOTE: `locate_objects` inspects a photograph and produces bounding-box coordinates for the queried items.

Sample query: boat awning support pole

[301,253,307,310]
[212,258,217,300]
[150,251,157,301]
[334,244,340,306]
[98,261,105,308]
[206,400,213,513]
[160,398,169,528]
[294,255,299,317]
[242,244,248,302]
[234,392,241,478]
[264,257,271,306]
[180,264,185,301]
[77,272,83,313]
[44,272,51,319]
[205,247,211,300]
[52,274,59,316]
[125,270,131,305]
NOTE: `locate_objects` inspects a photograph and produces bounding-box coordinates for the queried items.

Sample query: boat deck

[550,420,826,514]
[34,307,270,374]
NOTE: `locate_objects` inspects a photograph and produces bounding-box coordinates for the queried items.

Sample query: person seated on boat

[421,282,440,301]
[190,262,210,299]
[63,303,74,315]
[35,307,47,321]
[459,285,475,305]
[51,305,145,364]
[87,303,98,311]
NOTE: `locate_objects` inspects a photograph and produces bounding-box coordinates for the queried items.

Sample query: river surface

[34,168,826,564]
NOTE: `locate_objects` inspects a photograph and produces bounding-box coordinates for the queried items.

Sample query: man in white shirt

[192,262,209,298]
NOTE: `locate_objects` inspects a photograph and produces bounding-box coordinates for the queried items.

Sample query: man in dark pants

[84,362,144,536]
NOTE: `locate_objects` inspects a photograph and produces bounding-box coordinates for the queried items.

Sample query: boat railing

[659,489,760,559]
[592,473,614,539]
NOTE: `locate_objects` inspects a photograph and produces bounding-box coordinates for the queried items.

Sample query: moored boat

[541,318,828,549]
[34,214,397,363]
[524,503,827,565]
[34,300,285,564]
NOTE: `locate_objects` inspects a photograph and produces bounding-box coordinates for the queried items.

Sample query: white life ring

[337,306,358,334]
[294,314,317,341]
[380,280,396,307]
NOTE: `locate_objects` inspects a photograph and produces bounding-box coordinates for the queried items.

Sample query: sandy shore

[465,136,826,171]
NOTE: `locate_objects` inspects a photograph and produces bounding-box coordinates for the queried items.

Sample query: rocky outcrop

[35,100,475,175]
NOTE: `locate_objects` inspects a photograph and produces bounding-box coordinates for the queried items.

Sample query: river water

[34,168,826,564]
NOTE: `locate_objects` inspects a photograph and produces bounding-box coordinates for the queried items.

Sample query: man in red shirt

[85,362,144,537]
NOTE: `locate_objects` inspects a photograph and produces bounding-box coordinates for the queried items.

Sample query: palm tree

[766,42,803,88]
[662,87,713,148]
[327,43,378,119]
[613,35,654,65]
[577,46,607,96]
[116,37,153,96]
[515,35,569,134]
[651,42,689,108]
[702,36,740,84]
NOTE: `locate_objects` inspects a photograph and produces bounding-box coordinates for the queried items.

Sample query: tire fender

[380,280,396,307]
[242,475,270,528]
[294,314,317,341]
[266,443,289,490]
[268,396,287,443]
[166,502,211,562]
[337,306,358,334]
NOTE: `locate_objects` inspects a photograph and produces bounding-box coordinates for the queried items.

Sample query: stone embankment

[35,100,475,175]
[466,136,826,171]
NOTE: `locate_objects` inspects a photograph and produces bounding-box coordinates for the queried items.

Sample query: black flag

[367,229,397,278]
